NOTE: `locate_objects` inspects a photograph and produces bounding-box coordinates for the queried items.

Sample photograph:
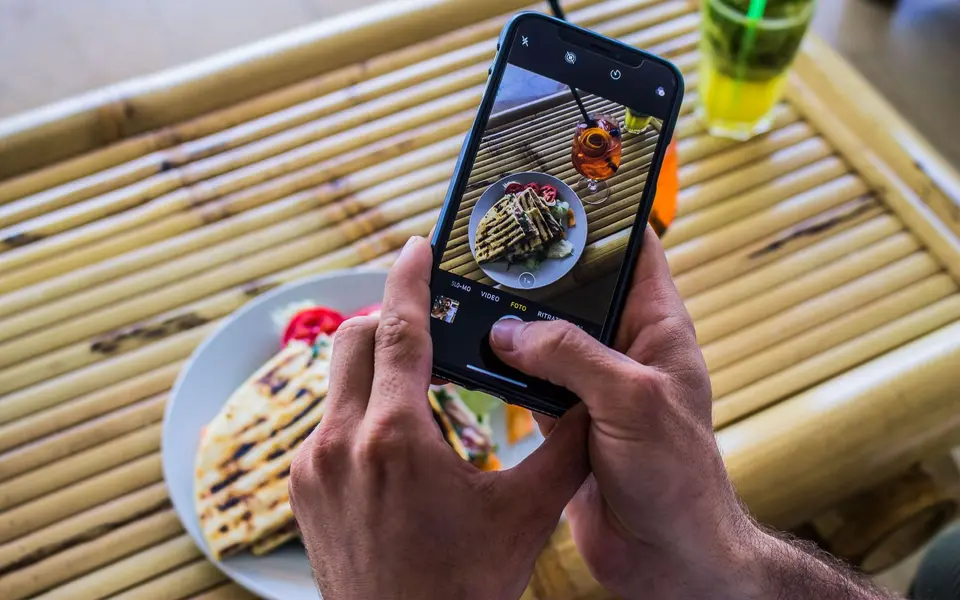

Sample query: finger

[489,318,635,404]
[501,403,590,517]
[367,236,436,425]
[614,225,698,366]
[322,315,378,430]
[532,412,557,436]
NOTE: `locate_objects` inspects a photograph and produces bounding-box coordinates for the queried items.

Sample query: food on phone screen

[195,305,497,558]
[475,185,574,270]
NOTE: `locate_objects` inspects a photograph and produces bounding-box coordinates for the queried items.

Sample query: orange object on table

[650,139,678,236]
[506,404,536,445]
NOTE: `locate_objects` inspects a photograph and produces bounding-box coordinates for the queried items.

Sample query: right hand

[489,227,758,598]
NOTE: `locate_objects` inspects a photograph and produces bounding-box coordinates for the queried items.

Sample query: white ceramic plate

[469,172,587,291]
[162,269,543,600]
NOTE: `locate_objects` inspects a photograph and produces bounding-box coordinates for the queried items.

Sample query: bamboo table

[1,0,960,598]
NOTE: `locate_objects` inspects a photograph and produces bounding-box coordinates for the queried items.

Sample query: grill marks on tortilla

[475,189,563,264]
[195,336,334,558]
[209,470,248,495]
[251,521,300,556]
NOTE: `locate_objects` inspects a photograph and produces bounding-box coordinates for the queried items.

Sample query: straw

[548,0,567,19]
[737,0,768,80]
[571,88,596,127]
[547,0,596,127]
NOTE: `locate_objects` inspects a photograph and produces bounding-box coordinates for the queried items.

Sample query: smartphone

[429,13,684,417]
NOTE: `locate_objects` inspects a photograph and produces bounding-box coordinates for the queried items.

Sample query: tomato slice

[282,307,345,346]
[351,303,381,317]
[523,182,540,194]
[504,182,524,194]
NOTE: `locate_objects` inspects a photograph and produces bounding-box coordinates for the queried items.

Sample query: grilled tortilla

[475,188,564,265]
[429,386,498,470]
[251,520,299,556]
[194,340,497,559]
[194,336,333,559]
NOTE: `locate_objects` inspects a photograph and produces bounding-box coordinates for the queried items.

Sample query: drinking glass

[571,115,622,204]
[699,0,816,140]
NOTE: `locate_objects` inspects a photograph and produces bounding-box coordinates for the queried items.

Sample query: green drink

[623,108,653,134]
[699,0,816,140]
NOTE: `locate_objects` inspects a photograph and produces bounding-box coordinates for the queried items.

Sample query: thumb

[501,402,590,516]
[489,318,633,402]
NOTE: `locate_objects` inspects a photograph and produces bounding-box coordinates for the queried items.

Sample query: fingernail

[401,236,420,255]
[490,318,524,351]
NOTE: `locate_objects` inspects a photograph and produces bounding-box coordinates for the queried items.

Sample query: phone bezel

[429,12,685,417]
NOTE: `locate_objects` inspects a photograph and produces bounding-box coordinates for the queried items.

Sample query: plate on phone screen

[468,172,587,291]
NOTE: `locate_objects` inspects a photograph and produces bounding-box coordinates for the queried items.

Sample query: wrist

[728,525,897,600]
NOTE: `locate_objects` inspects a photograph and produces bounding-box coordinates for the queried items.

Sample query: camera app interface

[432,28,673,394]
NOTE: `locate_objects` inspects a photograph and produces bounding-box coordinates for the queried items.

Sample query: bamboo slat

[0,395,164,483]
[0,454,163,544]
[0,328,210,425]
[187,583,259,600]
[709,275,958,399]
[667,178,871,275]
[0,423,161,511]
[720,319,960,529]
[695,233,922,343]
[672,199,889,298]
[791,36,960,236]
[785,74,960,283]
[107,561,226,600]
[0,482,169,573]
[682,214,903,319]
[701,252,941,370]
[0,509,181,599]
[31,535,200,600]
[0,363,178,454]
[2,0,960,598]
[713,295,960,429]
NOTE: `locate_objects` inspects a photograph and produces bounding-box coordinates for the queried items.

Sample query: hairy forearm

[740,530,902,600]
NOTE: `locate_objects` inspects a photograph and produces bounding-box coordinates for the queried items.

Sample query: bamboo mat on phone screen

[1,0,959,598]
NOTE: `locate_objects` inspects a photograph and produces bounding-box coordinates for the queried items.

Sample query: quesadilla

[429,386,498,470]
[474,187,566,266]
[194,345,500,560]
[195,336,334,559]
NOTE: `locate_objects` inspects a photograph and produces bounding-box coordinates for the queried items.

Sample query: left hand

[289,236,590,600]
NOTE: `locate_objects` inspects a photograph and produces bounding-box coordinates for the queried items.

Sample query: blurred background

[1,0,959,165]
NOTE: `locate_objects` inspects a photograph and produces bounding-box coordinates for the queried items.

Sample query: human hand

[489,227,755,599]
[289,236,591,600]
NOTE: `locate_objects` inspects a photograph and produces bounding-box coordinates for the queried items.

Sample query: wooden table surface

[1,0,960,598]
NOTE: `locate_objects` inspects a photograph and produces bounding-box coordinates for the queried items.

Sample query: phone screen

[431,16,681,412]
